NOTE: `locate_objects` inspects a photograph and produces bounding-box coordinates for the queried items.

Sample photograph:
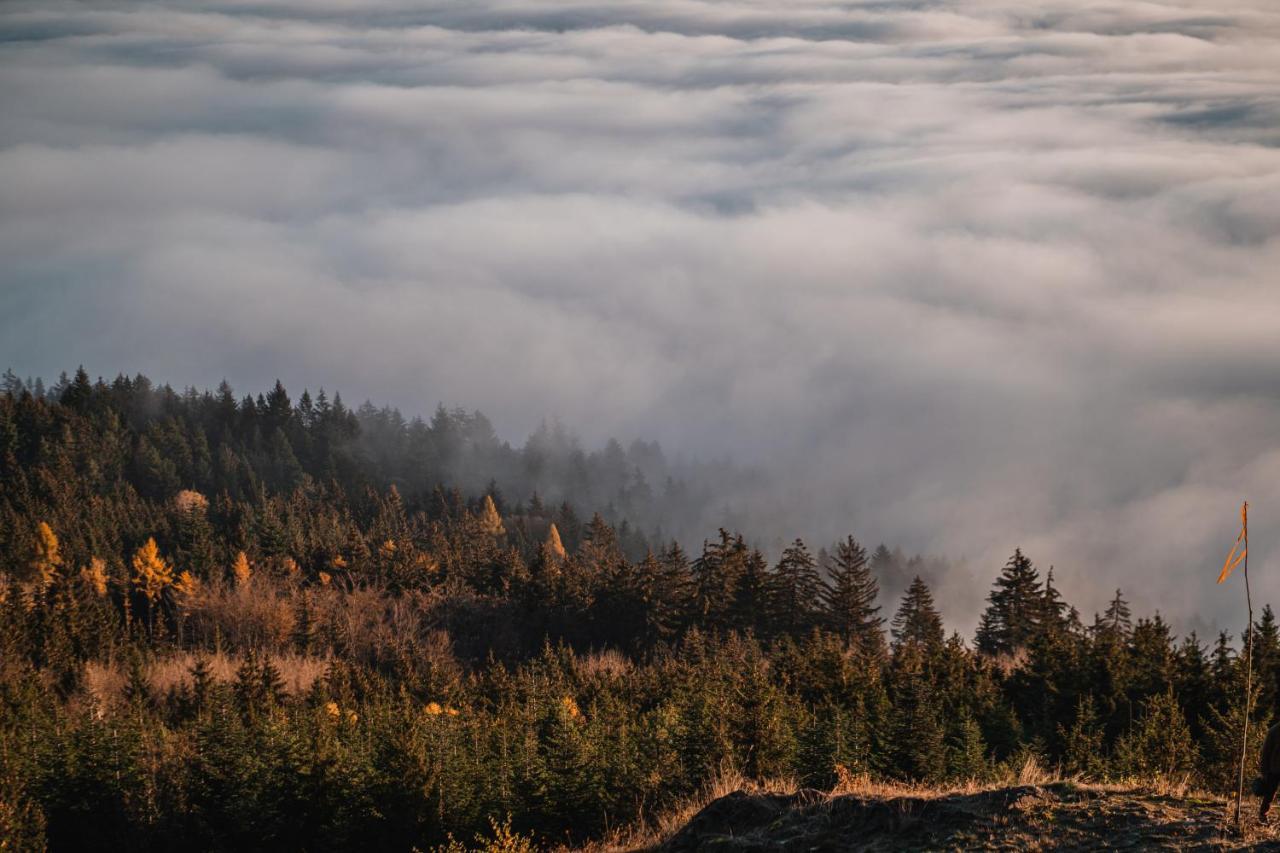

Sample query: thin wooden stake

[1235,501,1253,828]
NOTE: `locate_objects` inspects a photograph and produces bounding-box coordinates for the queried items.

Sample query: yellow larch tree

[545,523,567,560]
[131,537,173,602]
[478,494,505,536]
[80,557,109,597]
[30,522,64,590]
[232,551,252,587]
[173,570,201,600]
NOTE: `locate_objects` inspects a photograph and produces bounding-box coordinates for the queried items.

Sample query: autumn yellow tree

[173,570,200,599]
[131,538,173,602]
[478,494,505,536]
[232,551,252,587]
[30,522,64,590]
[545,523,567,560]
[80,557,109,597]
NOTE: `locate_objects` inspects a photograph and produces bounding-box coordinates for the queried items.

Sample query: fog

[2,0,1279,633]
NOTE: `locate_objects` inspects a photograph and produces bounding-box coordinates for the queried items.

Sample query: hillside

[659,783,1280,852]
[1,377,1277,851]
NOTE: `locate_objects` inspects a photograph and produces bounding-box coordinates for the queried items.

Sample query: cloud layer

[3,0,1279,632]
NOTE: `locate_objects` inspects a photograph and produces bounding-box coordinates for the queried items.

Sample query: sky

[2,0,1279,633]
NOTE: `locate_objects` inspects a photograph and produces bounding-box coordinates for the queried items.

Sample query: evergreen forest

[0,370,1271,850]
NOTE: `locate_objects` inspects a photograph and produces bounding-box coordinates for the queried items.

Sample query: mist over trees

[0,370,1271,850]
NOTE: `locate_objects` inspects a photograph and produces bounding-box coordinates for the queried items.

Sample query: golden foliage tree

[173,570,201,600]
[232,551,252,587]
[30,522,64,590]
[478,495,505,536]
[131,537,173,602]
[545,523,567,560]
[80,557,109,597]
[173,489,209,515]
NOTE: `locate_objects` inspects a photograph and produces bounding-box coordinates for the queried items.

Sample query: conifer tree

[29,522,63,591]
[821,536,885,657]
[544,523,567,561]
[730,549,772,637]
[769,539,824,637]
[1113,690,1198,779]
[1250,605,1280,711]
[231,551,252,587]
[79,557,108,598]
[478,494,505,537]
[130,537,173,603]
[691,530,747,630]
[652,542,692,639]
[1101,589,1132,638]
[1060,694,1106,778]
[891,576,944,654]
[1040,567,1069,633]
[889,670,946,782]
[975,549,1043,655]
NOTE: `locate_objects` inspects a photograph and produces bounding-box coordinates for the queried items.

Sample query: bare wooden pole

[1236,501,1253,828]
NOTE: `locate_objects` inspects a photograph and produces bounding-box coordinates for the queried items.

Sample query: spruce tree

[1101,589,1132,638]
[691,530,747,631]
[891,576,944,655]
[730,549,772,637]
[975,548,1043,655]
[769,539,824,637]
[821,536,885,658]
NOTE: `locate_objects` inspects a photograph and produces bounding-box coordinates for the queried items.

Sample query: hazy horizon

[3,0,1280,636]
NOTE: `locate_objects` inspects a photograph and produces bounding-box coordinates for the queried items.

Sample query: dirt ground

[658,782,1280,851]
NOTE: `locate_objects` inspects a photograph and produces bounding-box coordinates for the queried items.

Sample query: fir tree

[821,536,885,658]
[891,576,944,655]
[729,548,772,637]
[769,539,824,637]
[975,548,1043,656]
[1101,589,1132,638]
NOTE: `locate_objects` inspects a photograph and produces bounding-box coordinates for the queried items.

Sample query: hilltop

[657,782,1280,852]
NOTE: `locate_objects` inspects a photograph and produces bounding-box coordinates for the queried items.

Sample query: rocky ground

[657,783,1280,851]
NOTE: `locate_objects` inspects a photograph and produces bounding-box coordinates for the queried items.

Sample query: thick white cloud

[2,0,1279,631]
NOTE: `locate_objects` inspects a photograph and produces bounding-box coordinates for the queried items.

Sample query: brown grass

[560,756,1237,853]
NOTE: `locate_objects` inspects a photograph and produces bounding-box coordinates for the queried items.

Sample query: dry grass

[82,650,330,710]
[562,767,797,853]
[561,757,1235,853]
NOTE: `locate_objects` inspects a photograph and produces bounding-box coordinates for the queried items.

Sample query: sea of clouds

[2,0,1279,633]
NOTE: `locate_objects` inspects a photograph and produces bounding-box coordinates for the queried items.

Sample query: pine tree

[889,669,946,782]
[769,539,824,637]
[691,530,747,630]
[975,549,1043,655]
[1060,694,1106,778]
[821,536,885,657]
[729,549,772,636]
[1101,589,1132,638]
[1251,605,1280,711]
[1040,567,1069,633]
[891,576,944,654]
[946,707,989,781]
[1113,690,1198,779]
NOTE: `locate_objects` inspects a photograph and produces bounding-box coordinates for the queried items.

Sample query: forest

[0,369,1272,851]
